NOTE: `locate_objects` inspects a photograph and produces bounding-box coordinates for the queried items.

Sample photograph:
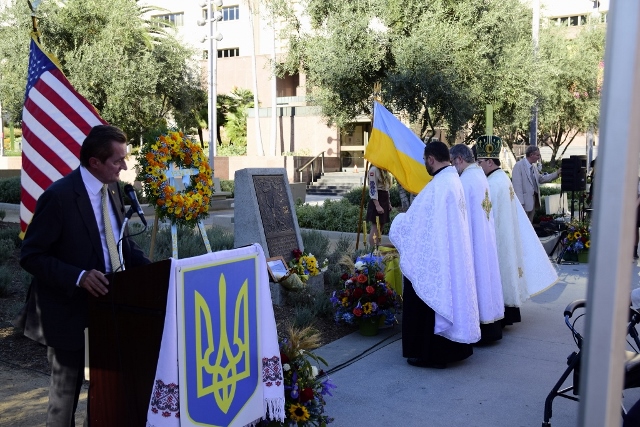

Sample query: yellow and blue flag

[365,102,431,194]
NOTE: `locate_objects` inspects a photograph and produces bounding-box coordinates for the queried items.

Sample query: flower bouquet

[330,256,401,327]
[563,220,591,253]
[259,326,335,427]
[281,249,328,290]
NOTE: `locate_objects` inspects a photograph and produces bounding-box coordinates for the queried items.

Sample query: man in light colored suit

[511,145,561,222]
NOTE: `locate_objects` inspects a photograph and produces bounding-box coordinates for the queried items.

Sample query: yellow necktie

[101,185,121,272]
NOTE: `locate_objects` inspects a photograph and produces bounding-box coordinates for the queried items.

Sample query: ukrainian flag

[365,102,431,194]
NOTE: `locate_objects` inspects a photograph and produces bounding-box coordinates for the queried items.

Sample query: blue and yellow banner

[179,254,262,426]
[365,102,432,194]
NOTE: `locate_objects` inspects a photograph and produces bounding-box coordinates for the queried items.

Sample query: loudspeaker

[561,156,587,192]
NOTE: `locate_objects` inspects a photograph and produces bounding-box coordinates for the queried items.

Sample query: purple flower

[321,378,337,396]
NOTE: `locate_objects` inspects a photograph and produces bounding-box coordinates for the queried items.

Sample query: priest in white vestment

[450,144,505,343]
[390,140,480,369]
[476,136,559,324]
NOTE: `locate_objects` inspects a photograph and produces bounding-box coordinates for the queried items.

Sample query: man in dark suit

[15,125,150,426]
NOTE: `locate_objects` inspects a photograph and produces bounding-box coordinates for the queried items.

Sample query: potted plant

[563,220,591,263]
[331,257,402,336]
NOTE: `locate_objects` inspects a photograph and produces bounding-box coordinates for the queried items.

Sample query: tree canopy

[274,0,605,159]
[275,0,536,141]
[0,0,205,141]
[534,25,605,165]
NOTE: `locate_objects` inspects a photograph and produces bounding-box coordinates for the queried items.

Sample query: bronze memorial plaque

[253,175,298,262]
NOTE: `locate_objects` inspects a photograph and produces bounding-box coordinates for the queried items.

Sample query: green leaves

[0,0,202,141]
[273,0,602,148]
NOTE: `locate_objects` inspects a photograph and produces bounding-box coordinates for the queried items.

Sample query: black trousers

[47,346,85,427]
[402,277,473,364]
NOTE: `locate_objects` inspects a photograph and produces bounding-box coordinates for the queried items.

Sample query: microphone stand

[118,215,130,272]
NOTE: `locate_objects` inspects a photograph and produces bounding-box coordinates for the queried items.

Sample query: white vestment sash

[487,169,558,307]
[459,164,505,324]
[390,166,480,344]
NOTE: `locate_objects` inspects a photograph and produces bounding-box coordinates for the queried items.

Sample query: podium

[87,259,172,427]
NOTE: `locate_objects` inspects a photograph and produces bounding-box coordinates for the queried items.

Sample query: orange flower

[357,274,368,284]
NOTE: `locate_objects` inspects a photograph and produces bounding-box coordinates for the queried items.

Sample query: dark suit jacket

[15,168,150,350]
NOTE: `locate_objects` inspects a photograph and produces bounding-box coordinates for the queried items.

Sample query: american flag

[20,35,106,237]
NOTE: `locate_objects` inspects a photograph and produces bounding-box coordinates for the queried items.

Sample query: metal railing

[297,151,325,184]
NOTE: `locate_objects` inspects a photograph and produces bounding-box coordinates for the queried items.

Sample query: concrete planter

[289,182,306,204]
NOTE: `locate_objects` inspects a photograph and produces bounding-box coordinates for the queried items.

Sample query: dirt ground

[0,364,88,427]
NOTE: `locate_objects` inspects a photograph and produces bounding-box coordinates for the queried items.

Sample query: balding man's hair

[525,145,540,158]
[450,144,475,163]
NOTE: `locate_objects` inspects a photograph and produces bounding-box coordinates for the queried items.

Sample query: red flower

[375,271,385,280]
[366,286,375,294]
[280,352,290,363]
[341,273,349,281]
[357,274,368,284]
[300,387,315,402]
[353,288,364,298]
[353,307,363,316]
[292,249,303,260]
[377,295,388,305]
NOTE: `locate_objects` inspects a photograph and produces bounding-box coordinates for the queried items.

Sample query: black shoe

[407,358,447,369]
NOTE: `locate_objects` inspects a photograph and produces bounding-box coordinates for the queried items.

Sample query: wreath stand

[149,162,212,259]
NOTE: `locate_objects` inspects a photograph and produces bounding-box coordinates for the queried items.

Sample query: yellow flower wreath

[136,131,213,228]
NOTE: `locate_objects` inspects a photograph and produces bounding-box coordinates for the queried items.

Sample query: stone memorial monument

[234,168,304,263]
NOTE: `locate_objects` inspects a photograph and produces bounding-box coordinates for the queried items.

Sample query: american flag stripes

[20,35,106,237]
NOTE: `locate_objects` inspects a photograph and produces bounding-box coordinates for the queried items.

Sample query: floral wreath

[135,131,213,228]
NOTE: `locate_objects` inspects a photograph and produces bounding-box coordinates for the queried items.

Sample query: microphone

[123,184,147,226]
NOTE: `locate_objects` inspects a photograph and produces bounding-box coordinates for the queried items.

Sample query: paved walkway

[2,199,640,426]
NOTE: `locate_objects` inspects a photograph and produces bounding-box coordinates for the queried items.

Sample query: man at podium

[14,125,150,426]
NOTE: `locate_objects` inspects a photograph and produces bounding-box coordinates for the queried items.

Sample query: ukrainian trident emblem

[179,256,260,426]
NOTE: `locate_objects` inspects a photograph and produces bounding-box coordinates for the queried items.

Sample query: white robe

[459,164,505,324]
[390,166,480,344]
[486,169,558,307]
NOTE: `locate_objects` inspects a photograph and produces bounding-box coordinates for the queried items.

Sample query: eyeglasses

[477,159,485,165]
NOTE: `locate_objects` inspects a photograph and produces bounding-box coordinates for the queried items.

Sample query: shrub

[0,227,20,248]
[219,179,234,197]
[342,184,401,208]
[295,198,397,234]
[0,176,20,204]
[128,224,234,261]
[293,306,315,328]
[299,230,330,262]
[0,265,12,297]
[0,239,14,264]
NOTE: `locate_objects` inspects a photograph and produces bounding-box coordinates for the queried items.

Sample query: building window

[222,5,239,21]
[202,5,239,21]
[554,14,589,27]
[218,48,240,58]
[153,12,184,26]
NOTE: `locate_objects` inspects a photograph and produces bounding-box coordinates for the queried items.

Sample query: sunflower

[362,302,373,314]
[288,403,310,422]
[573,231,582,240]
[585,240,590,248]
